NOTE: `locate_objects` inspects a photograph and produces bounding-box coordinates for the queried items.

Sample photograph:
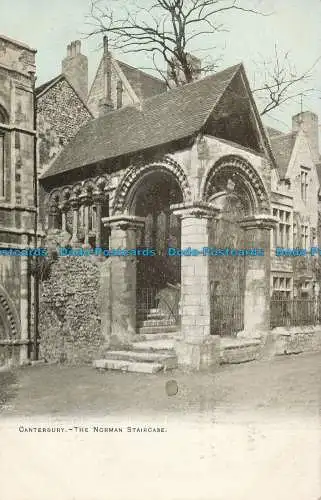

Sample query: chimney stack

[62,40,88,101]
[99,35,114,115]
[292,111,320,164]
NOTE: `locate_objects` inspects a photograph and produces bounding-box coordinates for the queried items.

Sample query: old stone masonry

[1,34,321,370]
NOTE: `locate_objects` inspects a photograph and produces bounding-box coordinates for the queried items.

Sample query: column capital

[59,201,69,212]
[70,197,80,210]
[170,201,219,220]
[239,214,278,231]
[92,191,105,204]
[79,193,92,206]
[48,203,59,215]
[102,214,145,231]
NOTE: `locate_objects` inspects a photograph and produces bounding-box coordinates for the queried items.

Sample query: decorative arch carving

[202,155,270,214]
[0,285,20,339]
[112,155,192,215]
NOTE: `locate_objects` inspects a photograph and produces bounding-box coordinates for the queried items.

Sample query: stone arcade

[39,63,279,370]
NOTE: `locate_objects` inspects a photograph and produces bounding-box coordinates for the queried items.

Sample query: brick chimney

[292,111,320,163]
[62,40,88,101]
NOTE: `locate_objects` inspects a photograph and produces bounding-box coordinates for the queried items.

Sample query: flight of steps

[93,308,180,374]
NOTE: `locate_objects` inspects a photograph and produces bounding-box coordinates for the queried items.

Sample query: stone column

[240,215,277,339]
[59,201,71,246]
[101,215,145,347]
[171,202,220,371]
[93,191,104,247]
[80,194,91,248]
[70,198,79,245]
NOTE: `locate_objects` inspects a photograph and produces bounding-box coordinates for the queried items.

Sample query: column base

[237,329,265,340]
[237,329,278,360]
[109,333,134,349]
[175,335,220,371]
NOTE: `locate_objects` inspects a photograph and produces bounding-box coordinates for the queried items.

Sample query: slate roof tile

[41,63,241,179]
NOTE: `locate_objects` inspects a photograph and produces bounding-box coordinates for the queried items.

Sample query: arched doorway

[209,188,248,335]
[130,171,183,324]
[204,156,270,337]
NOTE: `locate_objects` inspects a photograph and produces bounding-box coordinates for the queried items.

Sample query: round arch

[0,285,20,339]
[112,156,192,215]
[202,155,270,214]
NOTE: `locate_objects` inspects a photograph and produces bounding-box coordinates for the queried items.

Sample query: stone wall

[39,256,106,364]
[37,78,92,174]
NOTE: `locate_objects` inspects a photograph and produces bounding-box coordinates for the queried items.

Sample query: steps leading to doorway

[93,336,179,374]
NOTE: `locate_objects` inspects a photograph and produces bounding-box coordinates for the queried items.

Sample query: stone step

[138,332,180,341]
[105,350,177,370]
[137,313,167,321]
[132,339,176,352]
[93,358,164,374]
[138,318,177,328]
[220,337,261,364]
[138,325,179,335]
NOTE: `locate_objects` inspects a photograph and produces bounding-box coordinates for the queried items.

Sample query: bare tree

[86,0,318,115]
[253,45,320,116]
[86,0,267,86]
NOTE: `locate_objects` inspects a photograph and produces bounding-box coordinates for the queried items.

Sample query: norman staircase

[93,307,180,374]
[93,305,264,373]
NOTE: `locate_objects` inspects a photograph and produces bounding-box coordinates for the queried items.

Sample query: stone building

[39,60,281,369]
[269,111,320,305]
[87,36,167,118]
[0,35,38,365]
[36,42,93,176]
[1,32,319,369]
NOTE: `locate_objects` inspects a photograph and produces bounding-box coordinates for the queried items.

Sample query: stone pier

[102,215,144,347]
[240,215,276,339]
[171,202,220,370]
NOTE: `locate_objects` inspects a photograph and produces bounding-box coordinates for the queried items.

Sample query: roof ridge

[87,62,242,123]
[116,59,165,84]
[35,74,64,94]
[137,62,243,107]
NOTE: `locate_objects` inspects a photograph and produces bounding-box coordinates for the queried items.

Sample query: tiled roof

[41,63,242,180]
[35,74,63,96]
[266,126,283,138]
[116,60,167,99]
[269,132,297,179]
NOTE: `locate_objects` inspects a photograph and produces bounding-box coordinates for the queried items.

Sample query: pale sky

[1,0,320,133]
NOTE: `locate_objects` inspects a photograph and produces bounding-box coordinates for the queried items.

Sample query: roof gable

[270,131,297,179]
[36,74,64,97]
[204,67,275,161]
[116,60,167,99]
[36,73,93,116]
[41,63,244,180]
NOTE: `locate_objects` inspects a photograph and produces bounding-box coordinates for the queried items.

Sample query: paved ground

[0,353,320,500]
[0,351,320,417]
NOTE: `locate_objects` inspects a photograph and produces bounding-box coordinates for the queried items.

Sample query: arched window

[0,105,9,199]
